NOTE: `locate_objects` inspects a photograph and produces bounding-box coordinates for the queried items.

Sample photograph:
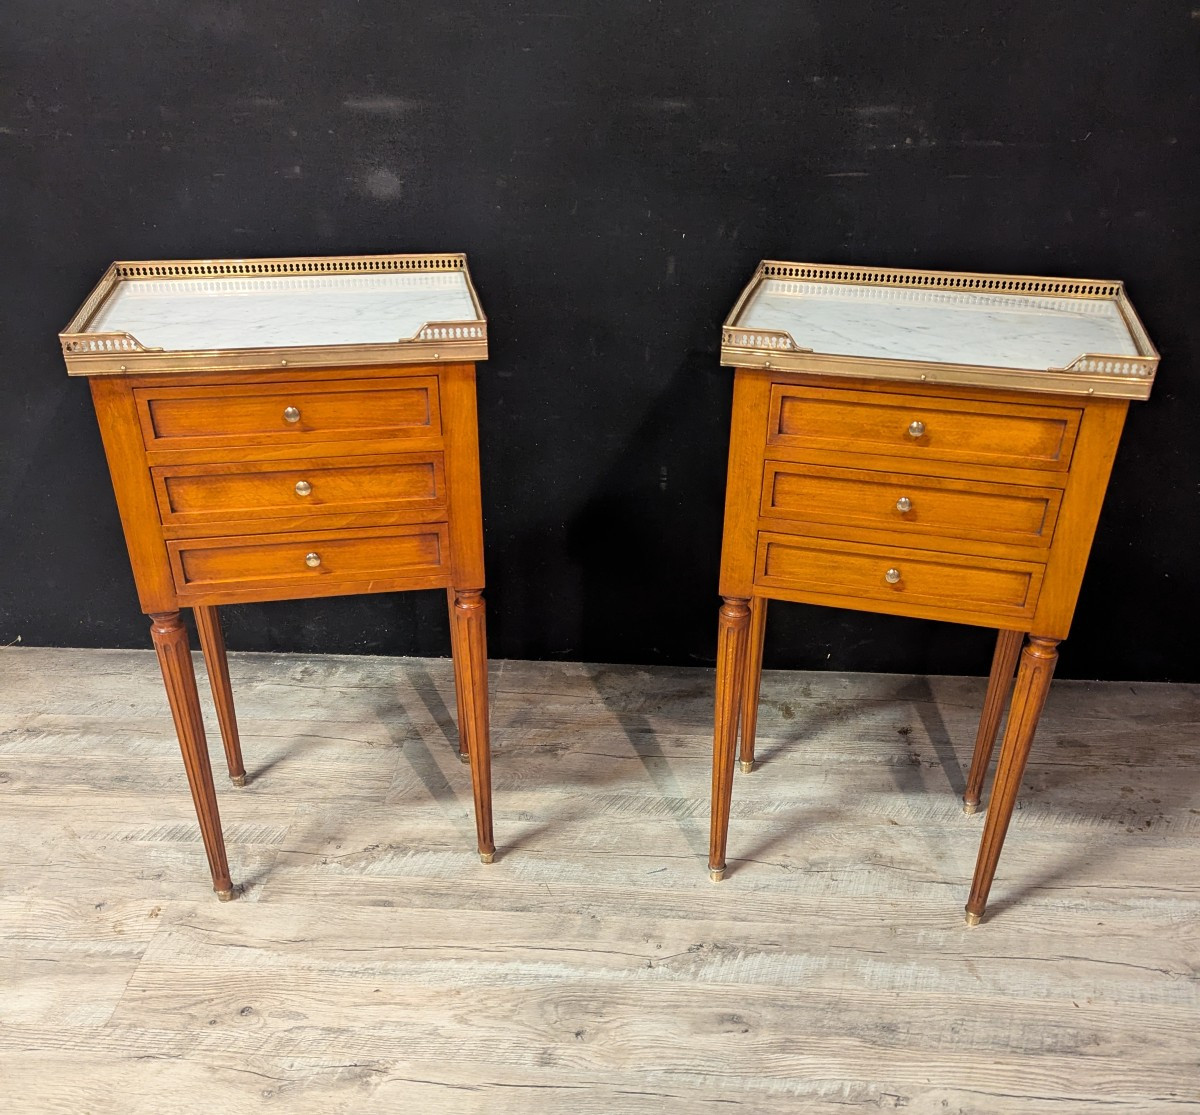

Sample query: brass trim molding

[721,260,1160,401]
[61,253,488,376]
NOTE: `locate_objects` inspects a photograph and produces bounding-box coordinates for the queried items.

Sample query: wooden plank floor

[1,647,1198,1114]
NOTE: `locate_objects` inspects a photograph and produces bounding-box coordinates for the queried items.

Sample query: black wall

[2,2,1197,680]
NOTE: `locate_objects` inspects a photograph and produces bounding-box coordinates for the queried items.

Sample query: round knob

[294,480,312,497]
[884,567,901,584]
[305,552,321,568]
[283,406,301,424]
[907,420,925,438]
[896,496,912,513]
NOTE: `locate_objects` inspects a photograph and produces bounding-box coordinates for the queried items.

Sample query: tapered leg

[962,629,1024,814]
[709,597,752,882]
[447,588,471,764]
[193,605,246,786]
[738,597,768,773]
[450,589,495,863]
[149,612,234,900]
[965,635,1059,925]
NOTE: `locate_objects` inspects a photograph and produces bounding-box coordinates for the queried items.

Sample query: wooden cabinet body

[709,261,1159,923]
[63,255,495,899]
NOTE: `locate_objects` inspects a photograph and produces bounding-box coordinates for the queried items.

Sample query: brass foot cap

[709,867,726,883]
[459,751,471,765]
[962,800,978,816]
[216,887,236,902]
[740,760,755,774]
[479,851,495,864]
[230,774,247,787]
[964,910,982,927]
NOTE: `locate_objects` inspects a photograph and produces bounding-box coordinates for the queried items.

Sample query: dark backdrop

[2,2,1196,680]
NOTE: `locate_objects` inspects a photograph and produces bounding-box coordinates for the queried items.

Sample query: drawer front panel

[768,384,1080,472]
[135,376,440,450]
[152,452,445,528]
[761,462,1061,551]
[755,532,1043,620]
[168,525,448,596]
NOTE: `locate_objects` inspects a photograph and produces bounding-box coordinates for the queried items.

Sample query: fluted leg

[450,589,495,863]
[193,605,246,786]
[709,597,751,882]
[963,629,1024,814]
[738,596,768,773]
[447,588,471,764]
[149,612,234,900]
[965,636,1059,925]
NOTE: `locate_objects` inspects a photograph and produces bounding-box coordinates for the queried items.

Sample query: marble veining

[88,272,479,351]
[735,280,1139,370]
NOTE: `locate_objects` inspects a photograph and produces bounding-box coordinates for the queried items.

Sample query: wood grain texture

[761,460,1062,556]
[451,589,495,861]
[967,636,1060,921]
[193,605,246,786]
[709,597,750,877]
[768,381,1082,473]
[167,523,450,600]
[739,595,768,771]
[151,451,446,530]
[963,629,1025,813]
[438,362,486,588]
[147,613,233,897]
[87,376,177,613]
[134,375,440,451]
[755,531,1044,626]
[2,647,1198,1113]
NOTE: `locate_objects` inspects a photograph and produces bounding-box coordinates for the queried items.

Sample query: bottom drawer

[168,524,449,599]
[755,531,1043,623]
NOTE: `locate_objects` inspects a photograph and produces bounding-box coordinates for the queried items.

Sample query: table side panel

[718,369,774,598]
[438,363,487,588]
[88,376,179,613]
[1032,396,1130,638]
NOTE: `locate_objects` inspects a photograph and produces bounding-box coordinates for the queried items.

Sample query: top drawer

[767,383,1081,473]
[134,376,440,451]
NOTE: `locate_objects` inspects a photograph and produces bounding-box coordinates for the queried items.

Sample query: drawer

[134,376,440,451]
[167,524,449,598]
[767,383,1081,472]
[761,462,1061,551]
[755,532,1043,622]
[151,452,445,529]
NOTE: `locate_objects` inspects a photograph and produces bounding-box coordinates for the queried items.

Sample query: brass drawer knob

[896,496,912,513]
[884,567,901,584]
[907,420,925,438]
[283,406,301,424]
[305,552,321,568]
[295,480,312,497]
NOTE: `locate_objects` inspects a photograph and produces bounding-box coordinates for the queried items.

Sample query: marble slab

[734,280,1139,370]
[87,271,479,352]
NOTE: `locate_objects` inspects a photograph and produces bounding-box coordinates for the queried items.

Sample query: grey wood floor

[1,647,1198,1114]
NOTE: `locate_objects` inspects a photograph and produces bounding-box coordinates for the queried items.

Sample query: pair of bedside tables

[61,253,1159,923]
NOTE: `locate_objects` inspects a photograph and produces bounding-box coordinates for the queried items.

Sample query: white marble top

[734,280,1139,370]
[87,272,479,351]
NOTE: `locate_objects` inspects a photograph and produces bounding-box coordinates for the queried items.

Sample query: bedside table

[709,261,1160,924]
[61,253,495,899]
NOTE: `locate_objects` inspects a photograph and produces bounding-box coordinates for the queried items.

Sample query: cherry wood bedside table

[61,253,496,899]
[709,260,1160,924]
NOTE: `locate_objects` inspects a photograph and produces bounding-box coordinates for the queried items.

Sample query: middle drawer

[151,451,445,530]
[761,460,1061,552]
